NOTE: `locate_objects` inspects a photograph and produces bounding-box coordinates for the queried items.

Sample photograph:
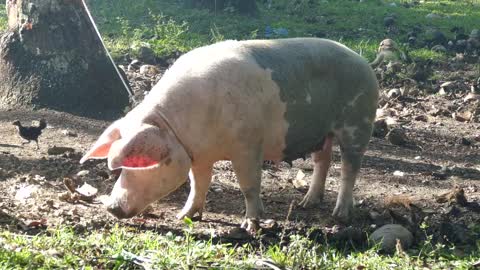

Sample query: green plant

[0,4,7,32]
[210,24,225,43]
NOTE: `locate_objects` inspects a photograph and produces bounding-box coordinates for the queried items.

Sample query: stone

[370,224,413,253]
[431,45,447,52]
[139,65,161,76]
[426,13,442,20]
[137,46,156,64]
[386,128,408,146]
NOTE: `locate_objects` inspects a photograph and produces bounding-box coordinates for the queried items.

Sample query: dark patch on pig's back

[245,40,350,162]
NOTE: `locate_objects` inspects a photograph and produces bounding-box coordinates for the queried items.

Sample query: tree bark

[0,0,130,119]
[185,0,258,15]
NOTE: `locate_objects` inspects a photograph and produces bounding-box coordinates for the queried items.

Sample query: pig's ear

[107,125,170,170]
[79,121,122,164]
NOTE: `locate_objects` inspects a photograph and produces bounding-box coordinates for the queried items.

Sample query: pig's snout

[105,201,135,219]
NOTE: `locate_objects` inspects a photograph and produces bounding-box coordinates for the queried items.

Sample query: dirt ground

[1,62,479,252]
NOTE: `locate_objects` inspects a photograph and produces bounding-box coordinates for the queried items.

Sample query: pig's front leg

[176,164,213,220]
[232,148,264,232]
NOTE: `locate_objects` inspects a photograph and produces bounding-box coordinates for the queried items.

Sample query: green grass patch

[86,0,480,61]
[0,4,6,32]
[0,222,479,269]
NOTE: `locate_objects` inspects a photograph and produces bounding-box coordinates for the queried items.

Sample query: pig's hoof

[299,193,323,208]
[332,205,352,223]
[241,218,260,234]
[176,207,203,220]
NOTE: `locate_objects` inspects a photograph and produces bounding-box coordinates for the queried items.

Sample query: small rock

[137,46,156,64]
[97,171,110,179]
[439,81,455,95]
[431,44,447,52]
[425,28,447,45]
[470,29,480,40]
[127,59,142,71]
[330,226,366,245]
[460,137,472,146]
[261,219,278,229]
[386,128,408,146]
[370,224,413,253]
[408,36,416,46]
[438,87,447,96]
[387,88,401,98]
[426,13,442,20]
[439,222,475,245]
[222,227,252,240]
[432,170,448,180]
[76,170,90,177]
[61,129,78,137]
[139,65,161,76]
[383,16,396,27]
[414,114,429,122]
[373,119,389,138]
[212,187,223,193]
[393,171,405,177]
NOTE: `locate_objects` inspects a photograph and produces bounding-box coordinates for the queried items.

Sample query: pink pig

[80,38,378,230]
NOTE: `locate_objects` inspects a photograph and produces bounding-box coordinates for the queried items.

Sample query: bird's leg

[35,140,39,150]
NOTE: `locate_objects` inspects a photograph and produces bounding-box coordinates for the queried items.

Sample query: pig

[80,37,379,230]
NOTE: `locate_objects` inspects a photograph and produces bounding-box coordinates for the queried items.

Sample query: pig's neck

[135,88,200,162]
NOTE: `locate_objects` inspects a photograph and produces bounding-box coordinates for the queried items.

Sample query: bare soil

[1,63,479,252]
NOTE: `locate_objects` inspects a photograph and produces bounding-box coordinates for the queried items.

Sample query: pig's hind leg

[299,134,333,208]
[231,147,265,232]
[176,163,213,220]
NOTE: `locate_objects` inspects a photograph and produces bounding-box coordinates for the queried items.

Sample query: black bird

[12,119,47,149]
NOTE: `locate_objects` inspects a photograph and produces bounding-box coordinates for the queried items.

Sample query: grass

[86,0,480,62]
[0,221,478,269]
[0,6,6,32]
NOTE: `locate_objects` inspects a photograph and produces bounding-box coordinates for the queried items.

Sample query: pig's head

[80,120,191,218]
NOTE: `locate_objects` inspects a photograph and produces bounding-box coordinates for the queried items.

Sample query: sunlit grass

[0,223,479,269]
[0,5,7,32]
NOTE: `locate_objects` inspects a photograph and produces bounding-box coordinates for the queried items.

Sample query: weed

[0,6,6,32]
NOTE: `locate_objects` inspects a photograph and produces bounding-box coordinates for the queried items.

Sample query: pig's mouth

[101,195,139,219]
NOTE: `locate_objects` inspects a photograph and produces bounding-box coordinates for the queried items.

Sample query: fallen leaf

[14,185,38,202]
[75,183,98,199]
[22,218,47,229]
[293,170,308,188]
[63,178,76,193]
[452,111,472,122]
[385,195,414,209]
[436,187,468,206]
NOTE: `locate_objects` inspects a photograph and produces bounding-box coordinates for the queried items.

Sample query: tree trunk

[0,0,130,119]
[185,0,257,15]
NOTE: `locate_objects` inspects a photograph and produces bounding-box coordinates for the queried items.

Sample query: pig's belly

[263,108,334,163]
